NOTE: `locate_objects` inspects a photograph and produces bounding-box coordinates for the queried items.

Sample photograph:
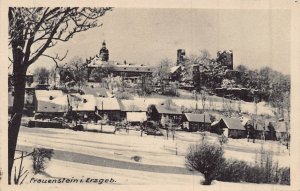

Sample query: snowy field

[13,124,290,189]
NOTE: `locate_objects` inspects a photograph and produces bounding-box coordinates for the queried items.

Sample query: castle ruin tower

[177,49,186,66]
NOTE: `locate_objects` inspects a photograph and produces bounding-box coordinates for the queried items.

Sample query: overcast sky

[28,8,291,74]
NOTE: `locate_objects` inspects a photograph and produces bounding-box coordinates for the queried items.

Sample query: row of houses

[27,88,288,140]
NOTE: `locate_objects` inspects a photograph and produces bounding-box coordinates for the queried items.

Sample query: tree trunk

[202,174,213,185]
[8,67,27,184]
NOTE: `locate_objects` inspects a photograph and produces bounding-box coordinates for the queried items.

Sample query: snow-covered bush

[31,148,54,174]
[217,157,290,185]
[185,142,224,185]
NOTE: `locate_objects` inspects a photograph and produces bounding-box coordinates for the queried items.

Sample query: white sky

[28,8,291,74]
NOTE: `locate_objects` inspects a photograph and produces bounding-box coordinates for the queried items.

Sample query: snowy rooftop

[35,90,64,101]
[36,95,68,113]
[169,66,181,74]
[155,105,182,115]
[120,99,147,112]
[184,113,211,123]
[221,117,244,130]
[96,97,121,111]
[69,94,97,111]
[81,86,108,97]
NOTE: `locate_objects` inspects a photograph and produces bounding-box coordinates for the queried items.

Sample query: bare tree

[8,7,112,184]
[33,67,50,84]
[152,58,172,94]
[59,57,89,89]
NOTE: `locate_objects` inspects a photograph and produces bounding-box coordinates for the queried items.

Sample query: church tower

[99,40,109,61]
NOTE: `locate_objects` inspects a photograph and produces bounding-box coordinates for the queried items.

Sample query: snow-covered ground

[15,125,290,187]
[13,156,290,190]
[134,96,275,116]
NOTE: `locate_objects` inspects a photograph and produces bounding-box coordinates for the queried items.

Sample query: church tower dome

[99,40,109,61]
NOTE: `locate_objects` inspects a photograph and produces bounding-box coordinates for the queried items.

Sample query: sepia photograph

[2,1,300,191]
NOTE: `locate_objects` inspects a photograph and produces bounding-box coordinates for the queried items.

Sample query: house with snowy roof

[119,99,147,124]
[34,90,69,117]
[96,97,122,122]
[181,113,211,132]
[211,117,246,138]
[147,104,182,126]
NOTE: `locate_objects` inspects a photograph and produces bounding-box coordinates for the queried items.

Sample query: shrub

[131,155,142,162]
[218,134,229,145]
[217,159,248,182]
[278,167,290,185]
[31,148,54,174]
[185,141,224,185]
[217,157,290,185]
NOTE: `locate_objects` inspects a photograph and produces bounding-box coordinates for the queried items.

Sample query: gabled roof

[36,95,68,113]
[81,86,108,97]
[184,113,211,123]
[35,90,64,101]
[111,64,154,73]
[87,58,154,73]
[69,94,97,111]
[169,66,181,74]
[87,58,116,68]
[120,99,147,112]
[96,97,121,111]
[155,105,182,115]
[241,117,251,126]
[221,117,244,130]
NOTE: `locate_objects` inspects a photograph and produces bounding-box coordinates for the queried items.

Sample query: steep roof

[36,95,68,113]
[184,113,211,123]
[169,66,181,74]
[155,105,182,115]
[221,117,245,130]
[69,94,97,111]
[96,97,121,110]
[35,90,64,101]
[120,99,147,112]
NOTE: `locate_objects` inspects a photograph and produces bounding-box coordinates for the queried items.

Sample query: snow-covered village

[5,7,292,190]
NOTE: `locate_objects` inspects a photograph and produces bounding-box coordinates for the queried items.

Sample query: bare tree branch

[41,50,69,68]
